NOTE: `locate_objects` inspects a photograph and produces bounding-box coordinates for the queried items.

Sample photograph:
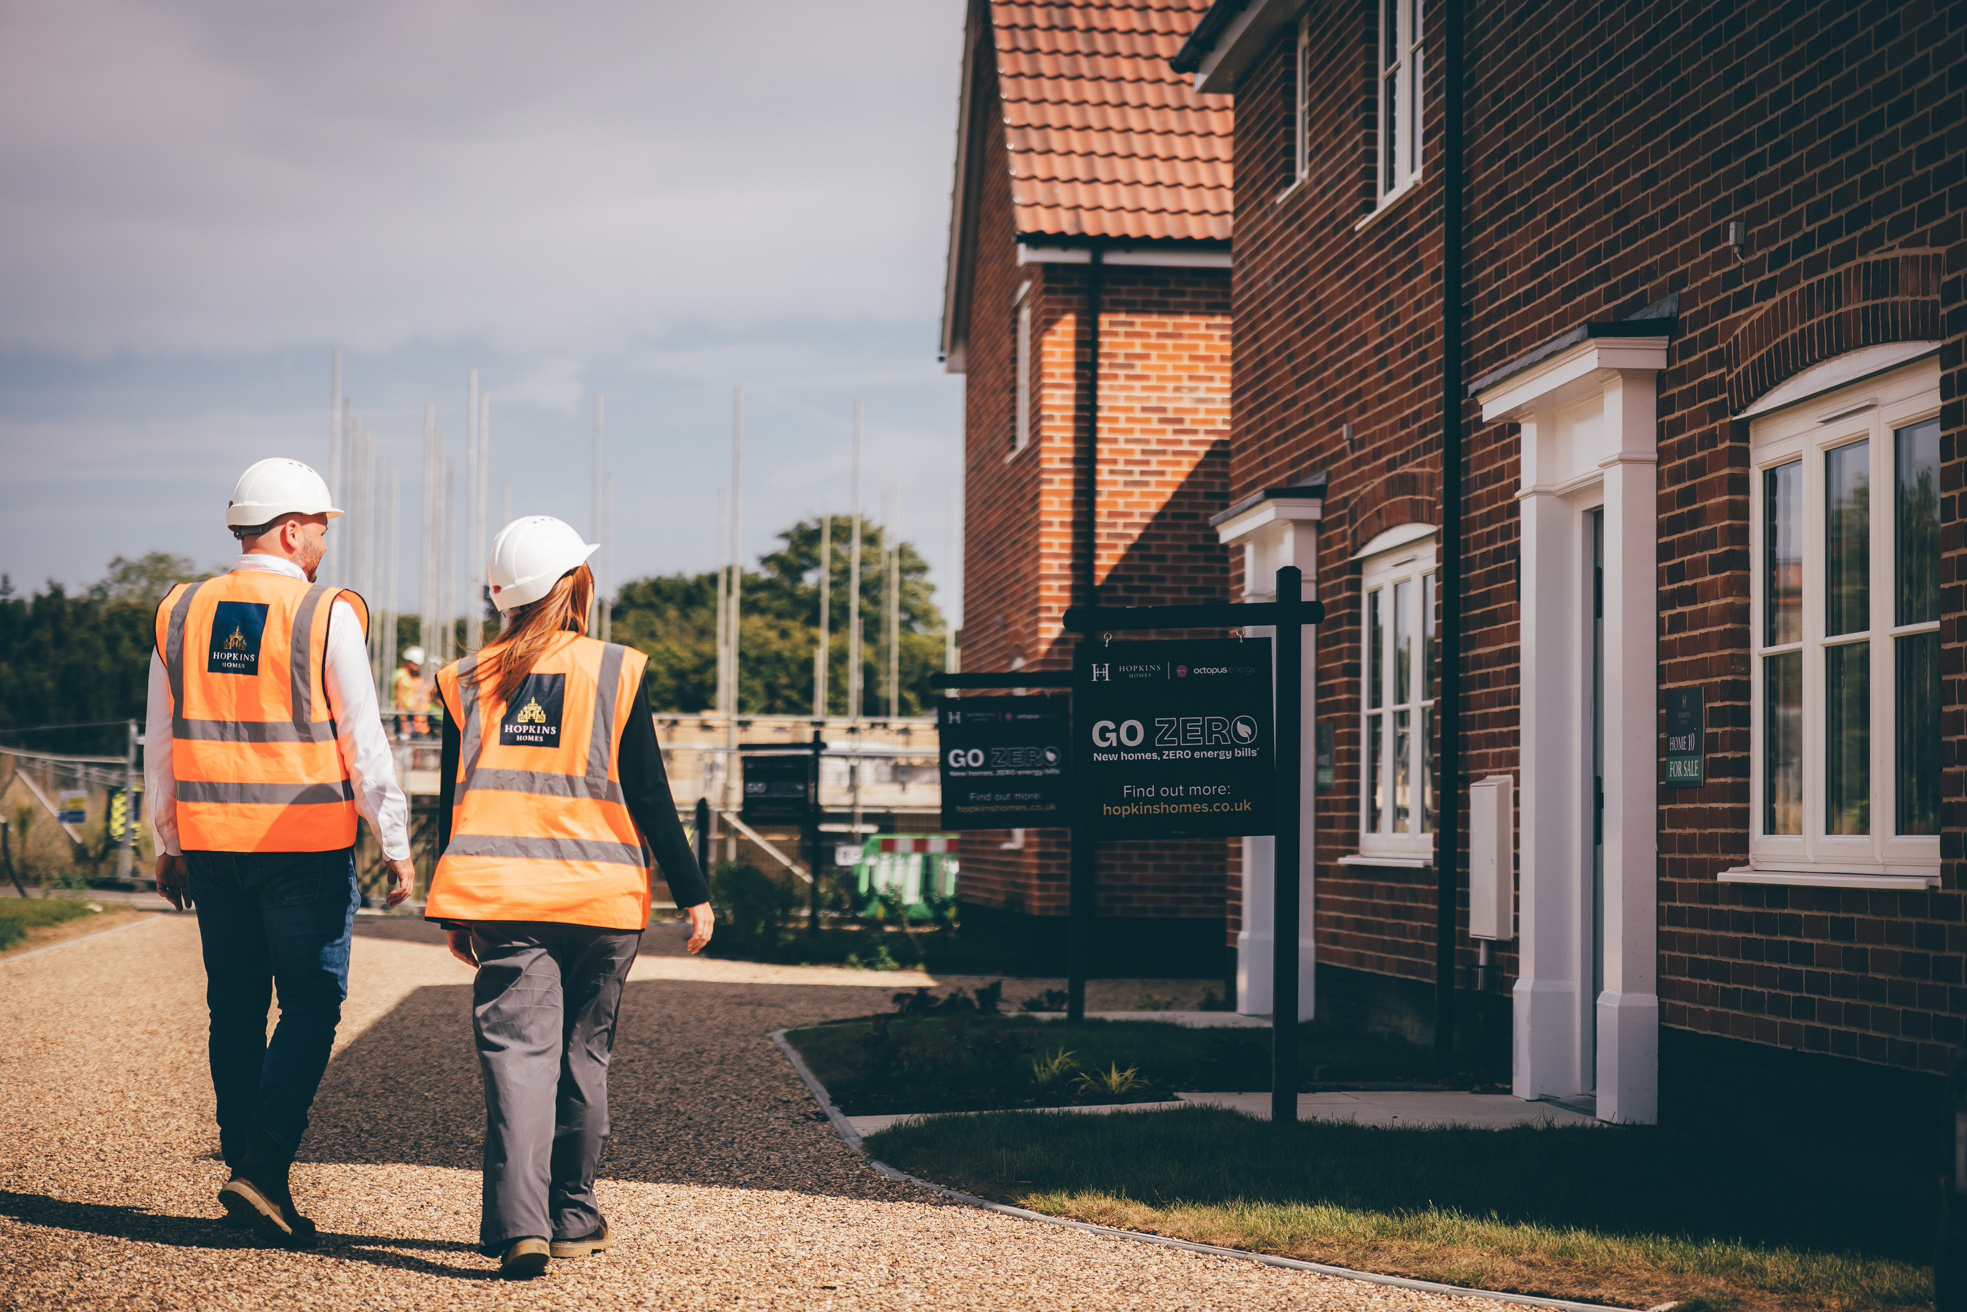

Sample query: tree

[0,553,208,755]
[610,515,950,717]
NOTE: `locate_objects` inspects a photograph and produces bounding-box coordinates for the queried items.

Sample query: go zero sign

[1075,637,1275,839]
[938,697,1069,830]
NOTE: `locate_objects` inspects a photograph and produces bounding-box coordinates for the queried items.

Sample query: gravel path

[0,913,1514,1311]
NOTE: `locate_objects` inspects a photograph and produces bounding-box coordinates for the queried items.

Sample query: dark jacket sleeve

[618,682,711,908]
[437,702,459,855]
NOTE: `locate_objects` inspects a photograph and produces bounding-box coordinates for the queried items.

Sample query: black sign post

[938,698,1070,829]
[1063,566,1323,1125]
[930,668,1082,1009]
[740,733,827,933]
[1075,638,1275,838]
[741,751,813,824]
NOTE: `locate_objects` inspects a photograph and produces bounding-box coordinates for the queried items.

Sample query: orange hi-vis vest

[155,570,368,853]
[426,632,652,930]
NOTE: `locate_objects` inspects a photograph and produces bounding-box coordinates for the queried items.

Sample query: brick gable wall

[950,18,1238,952]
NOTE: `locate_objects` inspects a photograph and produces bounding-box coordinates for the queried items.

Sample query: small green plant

[1021,988,1069,1013]
[1028,1046,1079,1088]
[846,942,901,971]
[1073,1062,1147,1097]
[0,896,99,951]
[705,861,798,958]
[918,890,959,933]
[1136,992,1177,1011]
[1197,988,1231,1011]
[892,981,1008,1016]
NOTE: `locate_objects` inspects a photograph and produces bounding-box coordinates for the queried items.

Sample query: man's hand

[384,857,416,908]
[681,901,714,955]
[154,853,190,911]
[445,926,478,969]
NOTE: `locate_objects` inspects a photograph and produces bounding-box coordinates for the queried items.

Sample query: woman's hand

[682,902,714,955]
[446,926,479,968]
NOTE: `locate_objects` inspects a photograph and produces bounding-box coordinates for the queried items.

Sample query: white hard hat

[401,646,426,666]
[227,458,343,528]
[487,516,598,613]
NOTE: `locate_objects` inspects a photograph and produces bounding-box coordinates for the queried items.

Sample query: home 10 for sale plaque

[1074,638,1275,839]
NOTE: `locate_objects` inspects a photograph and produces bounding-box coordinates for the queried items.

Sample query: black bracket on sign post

[930,672,1073,690]
[1062,565,1323,1126]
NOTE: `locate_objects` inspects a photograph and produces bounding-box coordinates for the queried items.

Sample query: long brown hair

[465,564,594,706]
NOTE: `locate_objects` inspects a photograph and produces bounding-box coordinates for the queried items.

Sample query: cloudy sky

[0,0,968,618]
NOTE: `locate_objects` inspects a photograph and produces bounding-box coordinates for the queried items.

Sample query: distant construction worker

[393,646,431,739]
[146,457,416,1249]
[425,515,712,1281]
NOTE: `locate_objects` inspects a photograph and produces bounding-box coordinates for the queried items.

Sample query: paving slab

[0,913,1547,1310]
[1175,1090,1600,1128]
[1033,1009,1268,1028]
[847,1101,1191,1137]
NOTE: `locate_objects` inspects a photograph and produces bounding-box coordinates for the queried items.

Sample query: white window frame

[1375,0,1423,203]
[1010,281,1033,456]
[1357,526,1436,860]
[1746,356,1941,880]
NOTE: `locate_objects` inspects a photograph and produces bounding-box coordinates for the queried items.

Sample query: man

[146,457,416,1249]
[392,646,430,739]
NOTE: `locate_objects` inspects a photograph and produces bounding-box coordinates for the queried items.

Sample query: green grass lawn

[866,1105,1933,1312]
[0,897,99,950]
[787,1016,1468,1115]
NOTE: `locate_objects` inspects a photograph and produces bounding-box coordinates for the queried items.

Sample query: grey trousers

[470,921,640,1248]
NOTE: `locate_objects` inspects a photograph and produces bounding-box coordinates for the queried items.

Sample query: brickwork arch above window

[1726,251,1944,416]
[1346,467,1441,558]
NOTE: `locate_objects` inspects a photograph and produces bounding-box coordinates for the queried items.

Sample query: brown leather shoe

[218,1174,316,1249]
[550,1220,612,1258]
[500,1237,550,1279]
[218,1131,317,1249]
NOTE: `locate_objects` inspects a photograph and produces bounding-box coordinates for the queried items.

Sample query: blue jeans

[188,848,357,1166]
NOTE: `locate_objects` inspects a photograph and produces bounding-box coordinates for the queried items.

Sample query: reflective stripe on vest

[425,634,652,930]
[156,571,365,853]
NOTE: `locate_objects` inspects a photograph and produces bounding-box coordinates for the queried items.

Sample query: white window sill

[1004,439,1033,464]
[1353,172,1424,232]
[1274,174,1310,207]
[1719,866,1939,891]
[1339,851,1434,870]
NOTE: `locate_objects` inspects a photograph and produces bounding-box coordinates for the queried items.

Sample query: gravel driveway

[0,912,1511,1311]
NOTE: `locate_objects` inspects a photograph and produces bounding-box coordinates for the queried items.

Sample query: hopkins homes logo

[205,601,269,676]
[500,674,565,747]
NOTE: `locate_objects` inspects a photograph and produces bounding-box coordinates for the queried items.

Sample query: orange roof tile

[991,0,1232,244]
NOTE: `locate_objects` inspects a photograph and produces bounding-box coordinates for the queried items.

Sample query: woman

[425,515,714,1280]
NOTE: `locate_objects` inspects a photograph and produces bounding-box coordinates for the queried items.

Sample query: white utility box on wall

[1468,774,1515,941]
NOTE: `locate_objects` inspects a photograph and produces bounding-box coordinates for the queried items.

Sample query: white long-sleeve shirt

[145,553,412,861]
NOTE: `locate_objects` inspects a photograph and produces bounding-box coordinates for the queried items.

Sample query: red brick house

[942,0,1239,974]
[1172,0,1963,1140]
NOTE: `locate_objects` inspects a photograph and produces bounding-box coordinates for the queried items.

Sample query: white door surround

[1212,484,1323,1020]
[1478,335,1666,1124]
